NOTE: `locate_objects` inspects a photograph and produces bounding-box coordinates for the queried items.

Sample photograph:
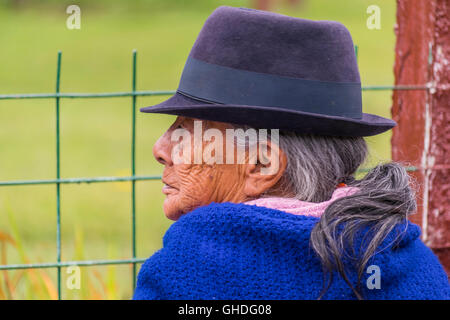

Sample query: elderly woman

[133,7,450,300]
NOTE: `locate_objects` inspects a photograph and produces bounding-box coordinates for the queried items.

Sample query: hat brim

[140,92,396,137]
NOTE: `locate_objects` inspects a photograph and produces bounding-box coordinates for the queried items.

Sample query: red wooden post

[392,0,450,274]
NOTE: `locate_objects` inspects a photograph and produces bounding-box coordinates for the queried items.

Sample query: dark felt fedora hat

[140,6,396,137]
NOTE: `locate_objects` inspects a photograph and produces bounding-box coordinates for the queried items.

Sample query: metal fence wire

[0,48,428,300]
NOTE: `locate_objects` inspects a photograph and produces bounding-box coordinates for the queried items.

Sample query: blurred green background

[0,0,396,299]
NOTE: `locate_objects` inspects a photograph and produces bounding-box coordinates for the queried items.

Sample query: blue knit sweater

[133,202,450,300]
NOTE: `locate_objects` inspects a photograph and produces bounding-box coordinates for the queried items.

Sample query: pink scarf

[244,186,358,218]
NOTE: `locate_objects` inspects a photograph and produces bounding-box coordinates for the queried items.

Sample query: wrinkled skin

[153,116,288,220]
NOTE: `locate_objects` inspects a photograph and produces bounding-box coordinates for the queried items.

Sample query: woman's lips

[162,181,178,195]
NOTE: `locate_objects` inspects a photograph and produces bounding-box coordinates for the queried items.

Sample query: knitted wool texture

[133,202,450,300]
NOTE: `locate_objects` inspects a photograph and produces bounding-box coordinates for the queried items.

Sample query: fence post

[392,0,449,274]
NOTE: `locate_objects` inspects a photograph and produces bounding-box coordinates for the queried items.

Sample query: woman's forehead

[173,117,232,130]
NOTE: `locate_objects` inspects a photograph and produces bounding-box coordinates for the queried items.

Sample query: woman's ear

[243,140,288,198]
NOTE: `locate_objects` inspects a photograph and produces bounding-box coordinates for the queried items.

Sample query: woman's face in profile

[152,117,248,220]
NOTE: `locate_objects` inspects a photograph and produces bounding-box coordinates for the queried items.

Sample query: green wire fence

[0,49,427,300]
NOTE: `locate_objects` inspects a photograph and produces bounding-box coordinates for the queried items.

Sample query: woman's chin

[163,198,184,221]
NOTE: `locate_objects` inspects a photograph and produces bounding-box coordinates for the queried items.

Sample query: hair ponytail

[243,130,417,299]
[310,162,417,299]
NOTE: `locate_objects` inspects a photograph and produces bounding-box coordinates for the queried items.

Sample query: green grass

[0,0,397,299]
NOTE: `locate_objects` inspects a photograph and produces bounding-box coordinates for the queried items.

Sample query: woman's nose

[153,132,173,166]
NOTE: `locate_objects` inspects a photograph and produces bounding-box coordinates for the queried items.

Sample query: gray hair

[277,132,367,202]
[231,124,417,299]
[279,132,417,299]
